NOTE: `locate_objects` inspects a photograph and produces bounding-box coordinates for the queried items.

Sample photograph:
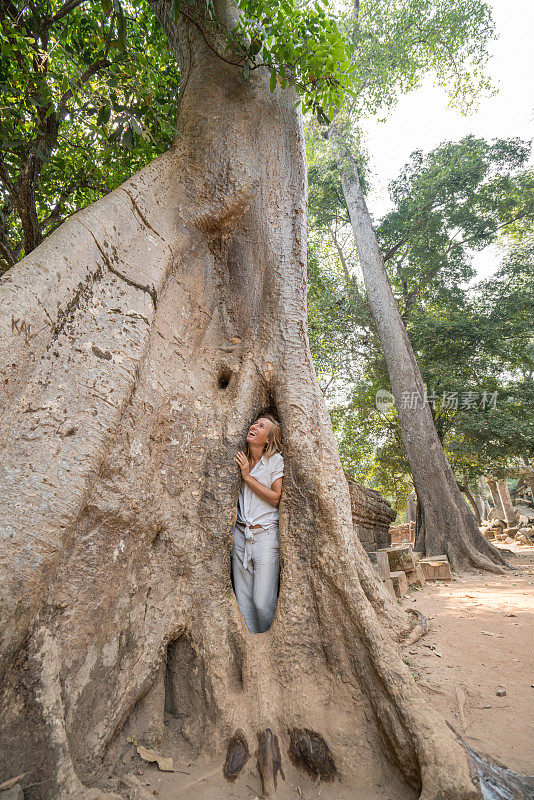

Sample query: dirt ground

[105,544,534,800]
[400,542,534,777]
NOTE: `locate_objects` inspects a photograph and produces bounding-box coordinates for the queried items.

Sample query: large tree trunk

[0,3,530,799]
[330,131,509,574]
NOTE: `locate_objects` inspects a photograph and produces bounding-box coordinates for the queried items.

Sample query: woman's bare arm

[243,474,282,507]
[234,451,283,506]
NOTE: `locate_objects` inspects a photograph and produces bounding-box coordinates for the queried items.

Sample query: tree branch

[57,58,111,118]
[328,224,352,284]
[46,0,88,27]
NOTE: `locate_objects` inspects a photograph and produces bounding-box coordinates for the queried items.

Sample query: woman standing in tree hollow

[232,414,284,633]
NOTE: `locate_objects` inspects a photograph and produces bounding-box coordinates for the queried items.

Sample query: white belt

[235,520,277,570]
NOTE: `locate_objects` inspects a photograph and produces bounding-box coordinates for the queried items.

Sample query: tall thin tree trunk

[461,487,481,524]
[496,479,517,524]
[328,129,508,574]
[477,477,492,520]
[406,491,416,523]
[486,477,505,516]
[0,3,529,799]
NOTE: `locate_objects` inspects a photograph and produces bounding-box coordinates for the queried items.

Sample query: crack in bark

[79,222,158,309]
[117,188,167,244]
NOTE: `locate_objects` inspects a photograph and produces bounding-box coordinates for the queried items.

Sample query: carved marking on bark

[48,262,106,344]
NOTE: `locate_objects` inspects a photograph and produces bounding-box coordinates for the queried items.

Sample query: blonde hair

[245,414,283,459]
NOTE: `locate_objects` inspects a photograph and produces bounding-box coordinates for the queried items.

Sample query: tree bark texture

[496,479,516,524]
[461,487,481,524]
[486,477,505,516]
[0,4,527,799]
[332,133,509,574]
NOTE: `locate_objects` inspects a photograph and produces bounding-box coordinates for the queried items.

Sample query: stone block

[378,544,416,573]
[389,522,416,546]
[376,531,392,549]
[383,578,396,600]
[389,570,408,597]
[514,504,534,521]
[419,557,451,580]
[406,563,426,587]
[368,550,391,581]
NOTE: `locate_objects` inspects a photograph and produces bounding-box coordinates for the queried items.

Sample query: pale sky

[359,0,534,285]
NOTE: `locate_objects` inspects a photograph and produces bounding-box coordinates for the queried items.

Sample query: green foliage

[0,0,358,269]
[1,0,501,271]
[377,136,534,321]
[344,0,496,116]
[0,0,178,270]
[227,0,353,120]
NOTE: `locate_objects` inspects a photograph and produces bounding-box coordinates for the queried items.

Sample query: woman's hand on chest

[235,451,250,478]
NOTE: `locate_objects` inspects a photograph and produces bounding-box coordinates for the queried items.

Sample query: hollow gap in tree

[218,367,232,390]
[164,632,207,748]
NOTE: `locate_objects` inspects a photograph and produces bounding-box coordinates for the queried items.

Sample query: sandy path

[400,544,534,775]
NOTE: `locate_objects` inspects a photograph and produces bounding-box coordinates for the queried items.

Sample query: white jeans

[231,522,280,634]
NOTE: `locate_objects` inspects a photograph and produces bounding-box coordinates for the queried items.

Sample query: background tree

[318,0,530,566]
[307,135,534,519]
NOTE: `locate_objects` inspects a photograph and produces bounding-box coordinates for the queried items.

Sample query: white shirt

[236,452,284,530]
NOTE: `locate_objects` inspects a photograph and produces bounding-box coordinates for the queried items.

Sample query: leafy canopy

[0,0,178,269]
[2,0,500,269]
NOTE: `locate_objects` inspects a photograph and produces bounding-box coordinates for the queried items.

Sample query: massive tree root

[0,4,531,799]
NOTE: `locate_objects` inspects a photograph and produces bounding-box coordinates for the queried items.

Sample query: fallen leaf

[481,630,503,638]
[0,773,30,791]
[136,744,174,772]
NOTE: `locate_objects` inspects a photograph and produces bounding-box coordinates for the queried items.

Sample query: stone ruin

[346,476,452,596]
[346,474,396,552]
